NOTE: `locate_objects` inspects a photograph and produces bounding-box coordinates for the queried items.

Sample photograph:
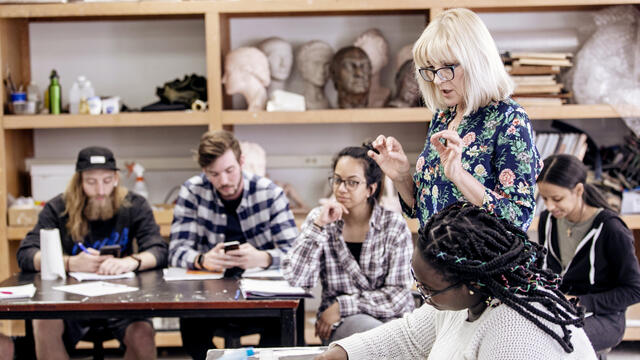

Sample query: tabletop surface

[0,269,299,313]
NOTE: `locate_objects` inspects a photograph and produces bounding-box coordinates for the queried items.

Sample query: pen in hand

[234,289,241,300]
[77,243,92,255]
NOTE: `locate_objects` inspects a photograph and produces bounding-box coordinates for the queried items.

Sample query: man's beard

[84,196,116,221]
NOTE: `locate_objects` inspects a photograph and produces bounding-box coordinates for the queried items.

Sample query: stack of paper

[0,284,36,299]
[240,279,309,298]
[241,268,284,279]
[163,267,224,281]
[69,272,135,281]
[53,281,138,297]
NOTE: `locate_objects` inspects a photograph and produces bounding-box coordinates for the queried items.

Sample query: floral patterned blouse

[401,98,542,231]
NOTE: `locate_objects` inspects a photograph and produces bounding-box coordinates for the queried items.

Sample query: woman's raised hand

[368,135,411,181]
[430,130,465,181]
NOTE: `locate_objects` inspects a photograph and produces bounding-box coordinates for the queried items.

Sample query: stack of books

[503,52,573,106]
[535,132,588,162]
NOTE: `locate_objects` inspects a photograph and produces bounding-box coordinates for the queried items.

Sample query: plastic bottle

[217,347,255,360]
[69,80,81,114]
[27,82,40,114]
[131,163,149,199]
[48,70,61,115]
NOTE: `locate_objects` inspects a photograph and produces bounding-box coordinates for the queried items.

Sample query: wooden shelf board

[1,1,638,18]
[523,104,626,120]
[222,108,433,125]
[3,111,209,129]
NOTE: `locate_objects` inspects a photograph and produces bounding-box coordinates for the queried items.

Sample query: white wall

[29,10,625,206]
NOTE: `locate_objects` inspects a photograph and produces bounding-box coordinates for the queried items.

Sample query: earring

[469,290,474,295]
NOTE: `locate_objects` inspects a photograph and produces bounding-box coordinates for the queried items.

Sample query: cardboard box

[153,204,174,225]
[8,206,42,226]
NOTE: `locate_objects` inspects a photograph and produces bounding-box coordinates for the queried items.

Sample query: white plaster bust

[222,47,271,111]
[354,28,391,108]
[257,37,293,96]
[296,40,334,110]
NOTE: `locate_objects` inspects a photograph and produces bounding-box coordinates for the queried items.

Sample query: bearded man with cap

[17,146,167,360]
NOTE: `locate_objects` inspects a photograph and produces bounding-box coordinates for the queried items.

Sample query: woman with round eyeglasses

[315,202,597,360]
[283,144,414,344]
[369,8,541,232]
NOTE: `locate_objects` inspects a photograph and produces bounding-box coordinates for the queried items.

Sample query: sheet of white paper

[240,279,307,297]
[163,267,224,281]
[53,281,138,297]
[40,228,66,280]
[0,284,36,299]
[241,268,284,279]
[69,272,135,282]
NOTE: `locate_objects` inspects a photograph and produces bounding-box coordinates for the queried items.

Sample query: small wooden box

[153,204,174,225]
[8,207,42,226]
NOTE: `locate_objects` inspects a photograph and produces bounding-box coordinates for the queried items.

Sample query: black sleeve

[16,200,63,272]
[130,196,168,268]
[578,217,640,314]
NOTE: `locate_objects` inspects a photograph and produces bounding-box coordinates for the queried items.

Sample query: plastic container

[217,347,255,360]
[10,92,27,115]
[30,164,76,202]
[69,81,81,114]
[27,82,40,114]
[88,96,102,115]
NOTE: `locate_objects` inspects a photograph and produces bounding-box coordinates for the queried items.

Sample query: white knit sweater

[335,303,597,360]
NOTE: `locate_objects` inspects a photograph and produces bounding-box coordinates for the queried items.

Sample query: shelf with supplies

[2,111,210,129]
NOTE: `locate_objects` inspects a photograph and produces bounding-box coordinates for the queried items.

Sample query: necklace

[566,202,585,238]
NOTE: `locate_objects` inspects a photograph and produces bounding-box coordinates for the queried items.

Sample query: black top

[538,209,640,315]
[17,191,168,272]
[345,241,363,264]
[220,193,245,278]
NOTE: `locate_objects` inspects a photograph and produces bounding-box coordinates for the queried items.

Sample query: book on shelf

[511,75,557,85]
[513,58,573,67]
[514,97,565,106]
[509,52,573,60]
[506,65,561,75]
[513,84,563,95]
[534,132,588,161]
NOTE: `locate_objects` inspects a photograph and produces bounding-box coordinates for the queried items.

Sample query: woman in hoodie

[537,154,640,353]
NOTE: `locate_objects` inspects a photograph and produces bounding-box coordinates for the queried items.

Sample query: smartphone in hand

[99,245,121,257]
[223,241,240,253]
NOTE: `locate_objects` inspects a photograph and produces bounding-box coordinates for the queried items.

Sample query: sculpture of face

[396,60,420,104]
[353,29,389,74]
[331,46,371,94]
[222,47,270,110]
[257,37,293,81]
[296,40,334,87]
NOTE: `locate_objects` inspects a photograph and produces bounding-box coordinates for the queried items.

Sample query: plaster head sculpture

[354,28,391,107]
[222,47,271,111]
[257,37,293,94]
[388,60,421,108]
[330,46,372,109]
[296,40,334,110]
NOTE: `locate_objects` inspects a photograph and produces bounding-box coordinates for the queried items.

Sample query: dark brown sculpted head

[330,46,372,109]
[388,60,421,108]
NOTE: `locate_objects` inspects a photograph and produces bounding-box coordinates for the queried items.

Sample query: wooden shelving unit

[2,0,640,346]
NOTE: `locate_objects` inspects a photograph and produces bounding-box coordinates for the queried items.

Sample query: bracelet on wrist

[197,253,205,269]
[130,254,142,272]
[312,222,324,231]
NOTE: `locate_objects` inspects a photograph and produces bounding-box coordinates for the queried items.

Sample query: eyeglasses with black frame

[411,267,461,302]
[417,64,459,82]
[328,176,362,191]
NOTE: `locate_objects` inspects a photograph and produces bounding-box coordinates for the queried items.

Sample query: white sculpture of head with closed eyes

[258,37,293,96]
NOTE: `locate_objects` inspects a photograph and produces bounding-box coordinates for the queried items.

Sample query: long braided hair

[418,202,584,353]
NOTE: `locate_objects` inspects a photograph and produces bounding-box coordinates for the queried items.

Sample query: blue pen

[77,243,92,255]
[234,289,241,300]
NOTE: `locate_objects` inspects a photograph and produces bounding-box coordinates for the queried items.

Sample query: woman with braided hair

[315,202,596,360]
[538,154,640,355]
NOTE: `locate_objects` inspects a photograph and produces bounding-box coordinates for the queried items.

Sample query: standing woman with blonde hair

[369,8,541,230]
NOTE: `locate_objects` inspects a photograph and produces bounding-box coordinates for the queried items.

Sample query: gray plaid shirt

[283,203,414,320]
[169,172,298,269]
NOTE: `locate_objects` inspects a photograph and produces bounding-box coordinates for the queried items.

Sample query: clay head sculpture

[354,28,391,107]
[296,40,335,110]
[222,47,271,111]
[257,37,293,94]
[330,46,371,109]
[388,60,421,108]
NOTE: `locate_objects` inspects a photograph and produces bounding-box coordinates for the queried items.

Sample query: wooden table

[0,270,301,346]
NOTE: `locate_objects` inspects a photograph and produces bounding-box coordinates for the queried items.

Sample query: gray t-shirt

[556,208,603,269]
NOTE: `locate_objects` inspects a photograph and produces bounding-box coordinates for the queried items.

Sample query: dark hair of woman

[538,154,613,211]
[331,143,384,206]
[418,202,585,353]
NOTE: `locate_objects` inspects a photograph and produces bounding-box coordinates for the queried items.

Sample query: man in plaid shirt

[169,130,298,360]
